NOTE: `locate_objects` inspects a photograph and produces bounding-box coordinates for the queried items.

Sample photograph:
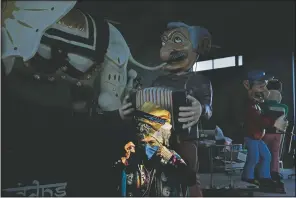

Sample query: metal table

[199,142,260,196]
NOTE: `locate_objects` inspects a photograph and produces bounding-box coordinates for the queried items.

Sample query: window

[213,56,236,69]
[238,55,243,66]
[193,60,213,72]
[193,55,243,72]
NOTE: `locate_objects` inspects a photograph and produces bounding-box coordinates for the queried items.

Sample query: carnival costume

[116,102,195,196]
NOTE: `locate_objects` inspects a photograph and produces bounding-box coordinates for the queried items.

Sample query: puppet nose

[160,47,173,61]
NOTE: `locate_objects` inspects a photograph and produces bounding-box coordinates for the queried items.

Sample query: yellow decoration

[138,102,171,131]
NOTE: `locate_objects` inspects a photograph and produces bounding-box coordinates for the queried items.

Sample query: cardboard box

[222,151,247,162]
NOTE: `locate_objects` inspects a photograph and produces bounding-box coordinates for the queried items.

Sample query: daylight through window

[213,56,236,69]
[193,55,243,72]
[193,60,213,71]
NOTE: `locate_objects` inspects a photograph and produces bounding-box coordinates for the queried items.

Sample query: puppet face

[244,80,270,103]
[267,90,282,103]
[160,27,198,72]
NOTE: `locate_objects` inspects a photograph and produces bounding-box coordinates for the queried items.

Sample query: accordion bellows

[136,88,174,112]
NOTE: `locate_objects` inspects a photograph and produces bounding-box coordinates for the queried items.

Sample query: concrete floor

[254,169,295,197]
[200,169,295,197]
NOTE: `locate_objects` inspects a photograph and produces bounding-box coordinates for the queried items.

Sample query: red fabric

[245,100,275,139]
[262,133,282,172]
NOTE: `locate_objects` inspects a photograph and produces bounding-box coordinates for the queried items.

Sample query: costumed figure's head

[160,22,212,72]
[266,79,283,103]
[266,90,282,103]
[267,79,283,92]
[134,102,172,160]
[243,70,274,103]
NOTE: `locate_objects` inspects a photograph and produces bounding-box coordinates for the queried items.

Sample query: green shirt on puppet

[264,100,289,116]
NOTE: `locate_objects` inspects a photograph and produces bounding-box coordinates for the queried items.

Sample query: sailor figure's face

[250,80,270,103]
[244,80,270,103]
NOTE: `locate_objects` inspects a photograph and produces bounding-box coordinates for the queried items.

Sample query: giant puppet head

[267,79,283,93]
[243,70,274,103]
[160,22,212,72]
[267,90,282,103]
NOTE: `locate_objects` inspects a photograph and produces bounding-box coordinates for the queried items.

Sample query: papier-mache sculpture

[260,79,288,193]
[1,0,165,112]
[242,71,288,193]
[123,21,214,197]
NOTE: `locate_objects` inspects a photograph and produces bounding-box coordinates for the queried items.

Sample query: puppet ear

[197,37,212,54]
[243,80,250,89]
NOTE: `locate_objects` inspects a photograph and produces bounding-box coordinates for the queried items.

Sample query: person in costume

[261,79,288,192]
[116,102,195,196]
[120,22,213,197]
[242,71,289,192]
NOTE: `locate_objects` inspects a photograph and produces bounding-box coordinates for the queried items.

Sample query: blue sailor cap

[247,70,274,82]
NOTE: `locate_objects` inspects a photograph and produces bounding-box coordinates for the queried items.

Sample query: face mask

[145,145,159,160]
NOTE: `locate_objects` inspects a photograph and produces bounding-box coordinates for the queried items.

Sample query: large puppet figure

[116,102,196,196]
[242,71,288,192]
[261,79,288,192]
[120,22,213,197]
[1,1,166,196]
[1,0,165,112]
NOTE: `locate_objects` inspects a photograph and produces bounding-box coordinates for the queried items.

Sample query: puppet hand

[178,95,202,129]
[119,95,134,120]
[274,115,289,132]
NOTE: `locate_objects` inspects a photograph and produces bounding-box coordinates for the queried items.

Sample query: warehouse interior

[1,1,295,197]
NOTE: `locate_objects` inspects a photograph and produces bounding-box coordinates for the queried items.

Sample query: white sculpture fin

[1,0,77,61]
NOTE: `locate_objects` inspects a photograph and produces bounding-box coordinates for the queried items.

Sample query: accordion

[131,87,188,133]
